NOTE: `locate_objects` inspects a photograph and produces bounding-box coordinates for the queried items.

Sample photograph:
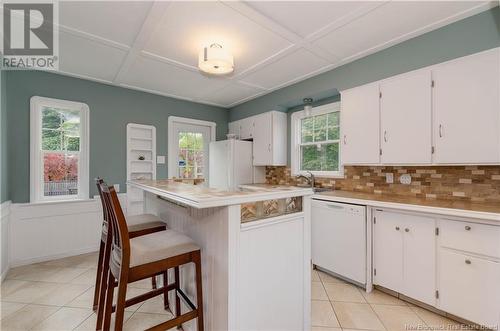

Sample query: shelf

[129,136,152,141]
[130,160,153,163]
[130,148,153,152]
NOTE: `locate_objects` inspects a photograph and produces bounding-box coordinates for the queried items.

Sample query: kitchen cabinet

[380,69,432,164]
[438,219,500,327]
[239,117,255,140]
[228,111,287,166]
[373,210,436,305]
[433,48,500,164]
[341,83,380,164]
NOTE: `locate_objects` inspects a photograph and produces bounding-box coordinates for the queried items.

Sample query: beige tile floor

[1,252,465,330]
[311,268,466,331]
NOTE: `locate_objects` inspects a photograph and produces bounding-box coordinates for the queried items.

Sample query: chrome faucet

[296,171,315,188]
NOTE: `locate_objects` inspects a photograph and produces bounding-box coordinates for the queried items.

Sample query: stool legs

[93,240,105,311]
[114,275,128,331]
[174,266,181,318]
[102,270,115,331]
[163,272,169,310]
[194,251,204,331]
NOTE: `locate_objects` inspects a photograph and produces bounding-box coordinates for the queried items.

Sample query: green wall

[230,7,500,122]
[6,70,228,203]
[1,69,8,203]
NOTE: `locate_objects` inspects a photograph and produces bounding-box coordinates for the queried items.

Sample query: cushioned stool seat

[127,213,165,233]
[130,230,200,267]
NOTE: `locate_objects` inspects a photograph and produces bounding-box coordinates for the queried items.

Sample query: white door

[341,83,380,164]
[401,214,436,305]
[168,118,214,180]
[433,48,500,164]
[439,249,500,327]
[380,69,432,164]
[253,112,273,166]
[373,210,404,292]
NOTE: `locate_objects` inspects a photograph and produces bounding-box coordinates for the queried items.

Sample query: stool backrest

[100,183,130,268]
[95,178,108,224]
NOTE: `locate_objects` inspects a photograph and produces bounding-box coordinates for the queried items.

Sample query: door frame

[167,116,216,179]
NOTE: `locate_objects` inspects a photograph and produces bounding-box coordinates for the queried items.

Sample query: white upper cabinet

[341,83,380,164]
[380,69,432,164]
[228,111,287,166]
[432,48,500,164]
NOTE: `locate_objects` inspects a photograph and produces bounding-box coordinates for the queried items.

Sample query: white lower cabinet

[438,249,500,327]
[437,219,500,327]
[373,210,436,306]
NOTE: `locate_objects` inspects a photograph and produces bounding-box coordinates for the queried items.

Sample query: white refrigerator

[209,139,255,191]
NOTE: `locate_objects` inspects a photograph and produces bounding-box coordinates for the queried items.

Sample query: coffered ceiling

[56,1,497,108]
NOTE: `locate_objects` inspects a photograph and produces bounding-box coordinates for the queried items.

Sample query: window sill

[293,170,345,179]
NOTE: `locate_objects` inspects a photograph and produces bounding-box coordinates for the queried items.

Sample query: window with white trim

[30,96,89,202]
[291,102,342,177]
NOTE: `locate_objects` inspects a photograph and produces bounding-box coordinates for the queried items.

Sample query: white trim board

[1,200,11,282]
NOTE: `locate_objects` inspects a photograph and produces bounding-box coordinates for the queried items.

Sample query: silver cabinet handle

[439,124,443,138]
[384,130,388,142]
[465,259,471,265]
[465,225,471,231]
[343,135,347,145]
[395,226,400,231]
[405,228,410,232]
[268,144,271,152]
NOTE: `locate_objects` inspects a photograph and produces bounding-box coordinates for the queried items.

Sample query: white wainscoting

[1,200,11,281]
[7,194,127,268]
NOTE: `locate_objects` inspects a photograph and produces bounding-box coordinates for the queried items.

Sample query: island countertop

[127,179,313,209]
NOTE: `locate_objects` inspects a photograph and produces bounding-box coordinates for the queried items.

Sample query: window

[167,116,216,180]
[291,102,342,177]
[30,97,89,202]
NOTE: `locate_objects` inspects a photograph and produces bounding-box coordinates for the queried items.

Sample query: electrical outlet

[385,173,394,184]
[400,174,412,185]
[157,156,166,164]
[113,184,120,192]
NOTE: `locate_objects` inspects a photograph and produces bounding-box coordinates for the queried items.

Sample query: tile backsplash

[266,166,500,203]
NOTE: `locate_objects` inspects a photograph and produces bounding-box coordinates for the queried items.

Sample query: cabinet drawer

[439,220,500,258]
[439,249,500,327]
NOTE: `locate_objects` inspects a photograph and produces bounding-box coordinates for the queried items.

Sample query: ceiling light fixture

[198,43,234,75]
[303,98,313,117]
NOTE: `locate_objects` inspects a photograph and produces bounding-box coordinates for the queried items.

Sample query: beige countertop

[314,190,500,222]
[127,180,313,209]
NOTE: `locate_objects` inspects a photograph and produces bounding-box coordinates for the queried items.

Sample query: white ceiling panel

[143,1,293,74]
[313,1,491,60]
[241,48,332,89]
[246,1,376,38]
[120,56,230,100]
[59,1,152,46]
[59,31,128,82]
[199,83,265,107]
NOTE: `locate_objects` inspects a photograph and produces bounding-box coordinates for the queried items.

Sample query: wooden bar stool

[93,178,167,317]
[100,184,204,331]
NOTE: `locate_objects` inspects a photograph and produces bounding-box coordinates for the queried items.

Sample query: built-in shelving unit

[126,123,156,216]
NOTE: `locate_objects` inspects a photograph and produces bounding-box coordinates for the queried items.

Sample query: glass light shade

[198,44,234,75]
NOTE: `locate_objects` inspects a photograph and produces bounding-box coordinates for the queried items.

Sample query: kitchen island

[127,179,314,331]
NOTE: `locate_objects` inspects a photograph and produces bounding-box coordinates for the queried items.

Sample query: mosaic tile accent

[241,196,303,223]
[266,166,500,203]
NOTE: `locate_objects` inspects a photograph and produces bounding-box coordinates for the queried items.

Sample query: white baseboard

[1,200,11,281]
[8,194,126,268]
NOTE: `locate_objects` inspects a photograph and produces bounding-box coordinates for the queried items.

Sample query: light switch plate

[400,174,412,185]
[113,184,120,192]
[157,156,165,164]
[385,173,394,184]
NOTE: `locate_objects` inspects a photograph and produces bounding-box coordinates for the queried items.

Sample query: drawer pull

[465,226,471,231]
[405,228,410,232]
[465,259,472,265]
[395,226,400,231]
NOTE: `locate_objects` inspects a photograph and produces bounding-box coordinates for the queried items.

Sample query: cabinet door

[239,117,255,140]
[373,211,404,292]
[433,48,500,164]
[228,121,239,138]
[380,70,432,164]
[402,214,436,306]
[253,112,273,166]
[341,83,380,164]
[439,249,500,327]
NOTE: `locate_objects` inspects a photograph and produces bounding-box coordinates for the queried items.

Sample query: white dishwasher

[312,198,367,286]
